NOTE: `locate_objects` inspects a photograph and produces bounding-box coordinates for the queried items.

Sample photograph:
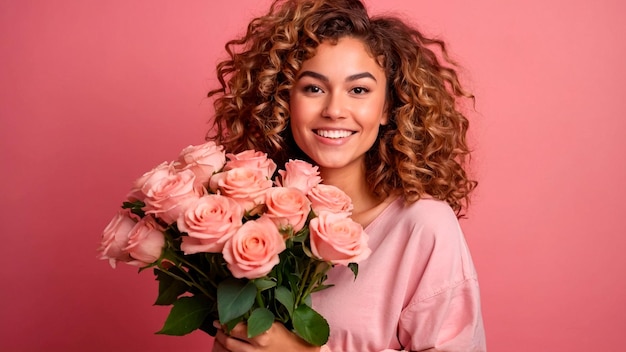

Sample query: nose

[322,93,347,120]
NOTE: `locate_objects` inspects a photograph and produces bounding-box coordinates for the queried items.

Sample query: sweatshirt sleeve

[398,278,486,351]
[396,200,486,351]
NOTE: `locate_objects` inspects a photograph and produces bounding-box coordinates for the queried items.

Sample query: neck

[320,164,391,227]
[319,164,368,207]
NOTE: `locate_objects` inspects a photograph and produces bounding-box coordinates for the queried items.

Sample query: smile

[314,129,354,139]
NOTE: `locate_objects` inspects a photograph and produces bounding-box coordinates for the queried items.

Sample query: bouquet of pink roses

[97,141,370,346]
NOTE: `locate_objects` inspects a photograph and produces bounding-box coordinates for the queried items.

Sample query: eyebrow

[297,70,377,82]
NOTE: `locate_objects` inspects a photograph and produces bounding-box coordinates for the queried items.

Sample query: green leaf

[217,278,256,324]
[291,228,309,243]
[311,284,334,293]
[275,286,295,316]
[246,307,275,338]
[154,269,190,305]
[292,304,330,346]
[156,296,212,336]
[122,200,145,208]
[348,262,359,279]
[301,244,314,258]
[122,200,146,217]
[253,278,277,291]
[286,273,301,294]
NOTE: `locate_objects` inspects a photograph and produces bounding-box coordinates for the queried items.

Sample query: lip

[312,128,356,145]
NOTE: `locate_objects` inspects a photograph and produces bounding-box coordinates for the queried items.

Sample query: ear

[380,102,390,125]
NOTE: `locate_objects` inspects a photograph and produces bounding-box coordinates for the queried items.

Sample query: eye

[303,85,324,94]
[351,87,369,95]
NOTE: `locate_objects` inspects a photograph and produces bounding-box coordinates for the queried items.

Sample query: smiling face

[289,36,388,176]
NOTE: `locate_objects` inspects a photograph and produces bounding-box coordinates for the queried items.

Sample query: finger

[211,341,229,352]
[212,331,229,352]
[229,322,270,347]
[227,322,249,340]
[216,326,255,352]
[213,320,223,331]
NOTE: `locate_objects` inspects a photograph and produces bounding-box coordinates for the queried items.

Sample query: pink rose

[124,216,165,267]
[222,215,286,279]
[98,209,139,268]
[224,150,277,179]
[127,162,174,202]
[176,141,226,187]
[265,187,311,233]
[276,160,322,194]
[308,184,354,215]
[208,168,273,214]
[143,168,203,224]
[309,211,371,266]
[178,194,244,254]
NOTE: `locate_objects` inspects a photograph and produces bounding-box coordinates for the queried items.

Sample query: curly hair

[207,0,477,215]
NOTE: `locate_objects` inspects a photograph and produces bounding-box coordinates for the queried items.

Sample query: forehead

[299,37,385,79]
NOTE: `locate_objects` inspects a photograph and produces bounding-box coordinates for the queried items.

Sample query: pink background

[1,0,624,351]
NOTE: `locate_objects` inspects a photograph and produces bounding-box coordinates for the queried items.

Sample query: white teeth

[316,130,353,139]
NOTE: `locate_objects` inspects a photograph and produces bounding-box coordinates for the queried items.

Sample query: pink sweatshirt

[312,197,486,352]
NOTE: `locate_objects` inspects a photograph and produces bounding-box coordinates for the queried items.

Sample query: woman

[208,0,486,351]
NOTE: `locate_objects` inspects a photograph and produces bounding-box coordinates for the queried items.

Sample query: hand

[211,321,321,352]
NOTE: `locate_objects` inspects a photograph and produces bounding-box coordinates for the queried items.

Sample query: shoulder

[376,196,476,273]
[366,196,468,264]
[403,197,459,224]
[375,196,461,236]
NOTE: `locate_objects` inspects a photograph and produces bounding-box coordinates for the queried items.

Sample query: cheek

[289,98,306,125]
[289,100,311,139]
[359,96,387,126]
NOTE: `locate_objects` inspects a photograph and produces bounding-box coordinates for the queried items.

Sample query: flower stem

[174,253,209,281]
[300,261,331,305]
[295,260,312,307]
[156,267,212,297]
[256,290,265,308]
